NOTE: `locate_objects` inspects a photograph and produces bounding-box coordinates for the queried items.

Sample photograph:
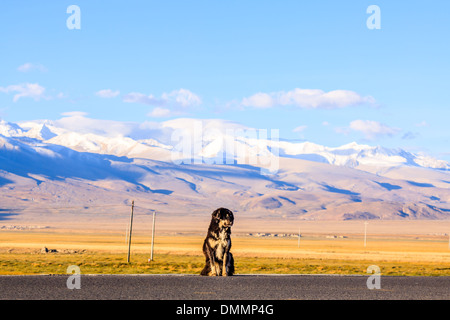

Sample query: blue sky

[1,1,449,160]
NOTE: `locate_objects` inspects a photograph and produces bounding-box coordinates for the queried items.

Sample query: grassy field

[0,231,449,276]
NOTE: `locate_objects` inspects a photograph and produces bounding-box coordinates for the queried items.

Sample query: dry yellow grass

[0,230,449,275]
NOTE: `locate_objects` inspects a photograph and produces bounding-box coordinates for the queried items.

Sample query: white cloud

[242,88,374,109]
[61,111,88,117]
[241,92,274,108]
[55,114,133,137]
[17,63,34,72]
[95,89,120,98]
[17,62,47,73]
[0,83,46,102]
[348,120,400,140]
[162,88,202,108]
[123,88,201,109]
[292,125,307,133]
[148,107,173,118]
[123,92,166,106]
[123,89,201,119]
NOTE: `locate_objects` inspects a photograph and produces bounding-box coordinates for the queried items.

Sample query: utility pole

[127,200,135,263]
[364,221,368,248]
[149,211,156,262]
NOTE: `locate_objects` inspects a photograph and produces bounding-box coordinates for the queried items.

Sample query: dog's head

[211,207,234,229]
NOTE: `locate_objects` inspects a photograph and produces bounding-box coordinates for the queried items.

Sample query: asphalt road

[0,274,449,300]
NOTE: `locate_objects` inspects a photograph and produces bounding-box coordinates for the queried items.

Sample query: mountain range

[1,116,450,223]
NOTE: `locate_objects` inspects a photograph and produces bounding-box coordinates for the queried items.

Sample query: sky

[1,0,450,161]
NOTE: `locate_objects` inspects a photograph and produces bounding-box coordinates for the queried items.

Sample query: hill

[1,116,450,224]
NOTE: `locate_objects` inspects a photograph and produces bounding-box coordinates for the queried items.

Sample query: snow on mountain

[0,119,25,137]
[1,116,450,222]
[24,123,57,140]
[5,116,448,171]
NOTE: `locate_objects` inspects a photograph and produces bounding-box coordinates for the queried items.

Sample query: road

[0,274,449,300]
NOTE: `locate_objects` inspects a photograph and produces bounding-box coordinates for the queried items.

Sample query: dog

[200,207,235,276]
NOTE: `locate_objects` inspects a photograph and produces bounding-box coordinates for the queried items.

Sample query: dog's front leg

[222,251,228,276]
[206,239,219,276]
[208,251,218,276]
[222,238,231,276]
[214,261,221,276]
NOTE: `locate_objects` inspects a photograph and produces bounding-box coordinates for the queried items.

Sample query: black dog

[200,208,235,276]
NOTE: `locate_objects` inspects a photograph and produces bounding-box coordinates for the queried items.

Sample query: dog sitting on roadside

[200,207,235,276]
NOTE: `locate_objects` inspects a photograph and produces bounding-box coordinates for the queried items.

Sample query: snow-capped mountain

[8,117,450,170]
[1,116,450,223]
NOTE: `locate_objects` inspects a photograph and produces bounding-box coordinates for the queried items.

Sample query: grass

[1,251,449,276]
[0,231,449,276]
[0,251,203,275]
[0,252,201,275]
